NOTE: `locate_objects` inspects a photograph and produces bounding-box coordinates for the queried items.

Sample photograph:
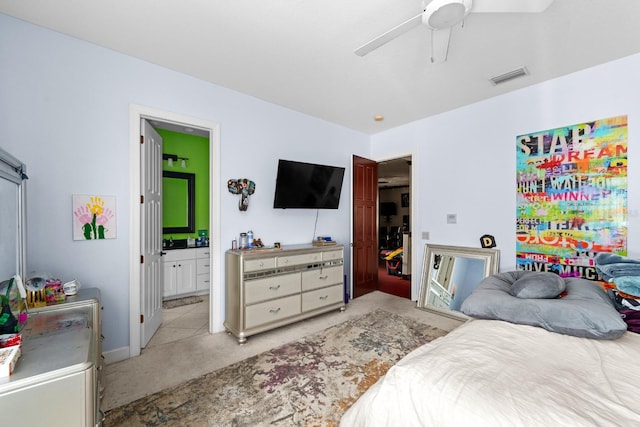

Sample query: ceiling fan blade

[354,13,423,57]
[430,27,452,63]
[471,0,554,13]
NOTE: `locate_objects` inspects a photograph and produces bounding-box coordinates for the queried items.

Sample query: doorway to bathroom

[148,119,211,347]
[129,105,221,358]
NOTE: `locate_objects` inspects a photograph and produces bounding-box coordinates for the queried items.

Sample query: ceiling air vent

[490,67,529,85]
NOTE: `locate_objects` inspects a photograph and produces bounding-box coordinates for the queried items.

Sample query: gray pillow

[461,271,627,340]
[509,272,566,299]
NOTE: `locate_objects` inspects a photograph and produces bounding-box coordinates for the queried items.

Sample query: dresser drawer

[245,294,301,329]
[302,284,343,311]
[244,257,276,272]
[196,257,210,275]
[322,249,343,261]
[277,252,321,267]
[301,266,343,291]
[244,273,301,305]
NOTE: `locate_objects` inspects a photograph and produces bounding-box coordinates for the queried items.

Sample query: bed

[341,271,640,427]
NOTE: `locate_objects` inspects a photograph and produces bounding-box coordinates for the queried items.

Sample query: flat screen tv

[273,159,345,209]
[380,202,397,216]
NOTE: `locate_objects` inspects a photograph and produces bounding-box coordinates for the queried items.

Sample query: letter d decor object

[480,234,496,248]
[227,179,256,211]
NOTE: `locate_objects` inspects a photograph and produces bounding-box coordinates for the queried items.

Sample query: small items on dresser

[0,276,28,332]
[0,333,23,377]
[0,344,21,378]
[25,276,69,307]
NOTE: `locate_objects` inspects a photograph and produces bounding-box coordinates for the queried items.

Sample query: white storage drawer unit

[163,247,211,298]
[225,244,345,343]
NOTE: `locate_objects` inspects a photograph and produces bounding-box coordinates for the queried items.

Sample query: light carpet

[103,309,448,426]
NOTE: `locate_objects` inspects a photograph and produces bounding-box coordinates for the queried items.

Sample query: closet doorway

[377,156,412,299]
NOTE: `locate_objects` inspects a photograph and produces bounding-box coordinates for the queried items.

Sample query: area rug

[162,295,204,309]
[103,309,448,426]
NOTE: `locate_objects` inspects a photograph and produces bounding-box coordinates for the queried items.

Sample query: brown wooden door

[352,155,378,297]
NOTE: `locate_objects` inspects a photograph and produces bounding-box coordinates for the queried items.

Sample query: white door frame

[373,151,417,299]
[129,104,222,358]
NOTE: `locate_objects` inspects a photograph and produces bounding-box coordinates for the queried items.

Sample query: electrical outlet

[447,214,457,224]
[421,231,429,240]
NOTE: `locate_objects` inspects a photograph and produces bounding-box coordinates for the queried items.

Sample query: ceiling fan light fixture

[490,66,529,85]
[424,0,472,30]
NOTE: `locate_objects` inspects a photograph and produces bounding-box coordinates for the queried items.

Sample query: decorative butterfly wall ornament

[227,179,255,211]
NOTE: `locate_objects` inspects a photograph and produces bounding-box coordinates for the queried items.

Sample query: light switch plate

[447,214,457,224]
[421,231,429,240]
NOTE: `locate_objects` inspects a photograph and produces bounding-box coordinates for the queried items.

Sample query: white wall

[0,14,370,354]
[3,11,639,356]
[371,53,640,297]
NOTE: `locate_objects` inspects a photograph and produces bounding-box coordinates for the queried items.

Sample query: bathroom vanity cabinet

[163,247,210,298]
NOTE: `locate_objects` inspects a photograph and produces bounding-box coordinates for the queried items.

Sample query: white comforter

[340,319,640,427]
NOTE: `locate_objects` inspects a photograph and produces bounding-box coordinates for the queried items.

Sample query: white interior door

[140,119,163,347]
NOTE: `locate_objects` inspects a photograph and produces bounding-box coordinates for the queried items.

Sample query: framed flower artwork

[72,195,117,240]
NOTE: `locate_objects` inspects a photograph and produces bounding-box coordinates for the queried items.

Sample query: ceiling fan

[354,0,554,63]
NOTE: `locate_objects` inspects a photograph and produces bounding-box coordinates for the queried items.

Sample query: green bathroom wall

[158,129,210,240]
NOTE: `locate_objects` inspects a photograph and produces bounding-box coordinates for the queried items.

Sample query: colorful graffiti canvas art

[516,116,627,281]
[73,195,116,240]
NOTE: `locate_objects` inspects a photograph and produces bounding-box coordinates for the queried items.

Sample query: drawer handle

[320,295,328,300]
[203,264,210,267]
[259,262,264,267]
[269,307,281,314]
[204,280,210,283]
[319,275,328,280]
[269,285,281,291]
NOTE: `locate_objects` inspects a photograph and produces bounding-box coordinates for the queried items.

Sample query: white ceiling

[2,0,640,134]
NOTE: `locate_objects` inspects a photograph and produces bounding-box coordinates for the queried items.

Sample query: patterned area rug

[104,309,448,426]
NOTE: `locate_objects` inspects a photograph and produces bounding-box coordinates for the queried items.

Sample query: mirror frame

[417,244,499,320]
[0,147,27,281]
[163,170,196,234]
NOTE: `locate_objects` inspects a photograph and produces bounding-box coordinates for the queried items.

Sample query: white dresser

[225,244,345,343]
[0,288,103,426]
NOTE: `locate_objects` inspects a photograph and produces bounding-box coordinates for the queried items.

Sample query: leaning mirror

[417,244,499,320]
[0,147,27,281]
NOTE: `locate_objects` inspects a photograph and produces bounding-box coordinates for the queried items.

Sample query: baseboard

[103,346,130,365]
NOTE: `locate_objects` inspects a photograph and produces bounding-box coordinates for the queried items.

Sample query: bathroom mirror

[0,147,27,281]
[417,244,499,320]
[163,171,195,234]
